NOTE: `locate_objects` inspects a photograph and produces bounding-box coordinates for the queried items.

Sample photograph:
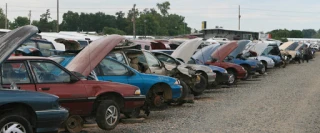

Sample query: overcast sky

[1,0,320,32]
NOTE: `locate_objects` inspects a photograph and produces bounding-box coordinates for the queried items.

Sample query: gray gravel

[85,55,320,133]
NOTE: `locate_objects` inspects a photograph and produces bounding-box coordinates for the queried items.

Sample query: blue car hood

[192,44,220,64]
[231,58,257,66]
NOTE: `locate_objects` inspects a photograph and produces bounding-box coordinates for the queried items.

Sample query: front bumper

[170,84,183,100]
[237,70,247,79]
[35,107,68,133]
[255,64,264,72]
[216,73,229,84]
[207,72,216,84]
[123,95,146,112]
[267,61,275,69]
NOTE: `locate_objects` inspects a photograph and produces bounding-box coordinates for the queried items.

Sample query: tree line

[268,29,320,42]
[0,1,191,36]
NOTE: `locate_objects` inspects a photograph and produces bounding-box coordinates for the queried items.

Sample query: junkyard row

[0,26,317,133]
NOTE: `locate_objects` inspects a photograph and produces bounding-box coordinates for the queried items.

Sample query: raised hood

[211,41,238,61]
[192,44,220,64]
[279,42,294,50]
[250,42,269,56]
[66,35,125,76]
[0,25,39,64]
[171,38,203,63]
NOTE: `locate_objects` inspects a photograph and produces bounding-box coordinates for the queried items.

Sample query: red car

[2,26,145,132]
[206,41,247,85]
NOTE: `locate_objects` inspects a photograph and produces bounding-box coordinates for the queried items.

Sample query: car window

[37,41,55,57]
[155,54,176,65]
[144,52,160,67]
[78,40,88,49]
[21,40,36,47]
[1,62,31,84]
[99,58,128,76]
[107,51,127,64]
[30,62,70,83]
[188,58,196,64]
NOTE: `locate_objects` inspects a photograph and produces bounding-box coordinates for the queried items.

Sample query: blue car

[262,46,283,66]
[0,89,68,133]
[152,49,230,85]
[51,54,184,106]
[226,40,264,78]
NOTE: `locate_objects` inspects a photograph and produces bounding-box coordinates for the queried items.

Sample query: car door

[96,58,145,93]
[1,61,36,91]
[96,58,129,84]
[28,60,90,115]
[143,51,166,75]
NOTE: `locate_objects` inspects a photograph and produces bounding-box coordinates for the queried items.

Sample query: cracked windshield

[0,0,320,133]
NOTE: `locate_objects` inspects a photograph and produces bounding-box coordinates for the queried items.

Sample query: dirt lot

[81,54,320,133]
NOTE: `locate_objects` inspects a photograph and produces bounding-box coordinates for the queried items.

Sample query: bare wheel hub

[153,95,164,107]
[65,115,83,133]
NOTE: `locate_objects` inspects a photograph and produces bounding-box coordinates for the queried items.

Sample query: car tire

[192,75,207,96]
[240,65,250,80]
[96,100,120,130]
[170,80,190,106]
[123,108,141,118]
[227,70,237,85]
[0,114,33,133]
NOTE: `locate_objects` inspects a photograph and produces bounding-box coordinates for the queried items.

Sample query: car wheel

[96,100,120,130]
[169,80,190,106]
[65,115,83,133]
[192,75,207,96]
[259,62,266,74]
[227,70,236,85]
[123,108,141,118]
[0,114,33,133]
[240,65,250,80]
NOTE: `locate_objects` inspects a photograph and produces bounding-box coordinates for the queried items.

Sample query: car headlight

[224,69,228,73]
[174,80,180,85]
[134,89,141,95]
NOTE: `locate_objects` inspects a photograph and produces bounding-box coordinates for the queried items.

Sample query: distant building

[200,28,259,40]
[287,38,320,44]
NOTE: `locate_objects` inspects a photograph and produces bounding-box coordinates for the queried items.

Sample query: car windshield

[78,40,88,48]
[285,42,299,50]
[37,41,55,56]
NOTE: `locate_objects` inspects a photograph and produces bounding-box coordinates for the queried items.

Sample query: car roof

[8,56,50,60]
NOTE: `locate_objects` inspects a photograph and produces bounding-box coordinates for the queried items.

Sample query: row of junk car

[0,26,318,133]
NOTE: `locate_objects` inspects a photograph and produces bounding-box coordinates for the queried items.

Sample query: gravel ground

[83,54,320,133]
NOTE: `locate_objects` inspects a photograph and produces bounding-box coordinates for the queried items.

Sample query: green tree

[0,8,8,28]
[156,1,170,16]
[9,16,29,29]
[103,27,126,35]
[302,29,316,38]
[289,30,303,38]
[60,11,80,31]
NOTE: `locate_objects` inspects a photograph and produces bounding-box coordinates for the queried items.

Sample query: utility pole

[133,4,136,39]
[238,5,241,30]
[5,3,7,29]
[57,0,59,32]
[28,10,31,25]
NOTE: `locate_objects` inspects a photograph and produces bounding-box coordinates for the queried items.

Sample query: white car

[244,41,275,69]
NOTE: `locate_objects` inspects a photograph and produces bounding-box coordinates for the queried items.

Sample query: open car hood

[66,35,125,76]
[279,42,294,50]
[228,40,251,58]
[249,42,269,56]
[192,44,220,64]
[211,41,238,61]
[171,38,203,63]
[0,25,39,64]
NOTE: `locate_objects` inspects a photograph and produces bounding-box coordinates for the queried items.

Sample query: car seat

[129,56,141,72]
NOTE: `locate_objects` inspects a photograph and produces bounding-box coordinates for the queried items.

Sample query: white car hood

[171,38,203,63]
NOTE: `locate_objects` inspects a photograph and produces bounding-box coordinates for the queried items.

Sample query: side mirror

[70,76,79,83]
